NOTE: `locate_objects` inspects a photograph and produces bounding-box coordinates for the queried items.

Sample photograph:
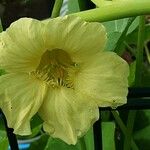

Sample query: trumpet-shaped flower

[0,16,129,144]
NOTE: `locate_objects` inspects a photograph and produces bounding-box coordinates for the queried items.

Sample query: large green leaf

[45,138,82,150]
[103,19,126,51]
[103,18,137,52]
[44,128,94,150]
[29,128,94,150]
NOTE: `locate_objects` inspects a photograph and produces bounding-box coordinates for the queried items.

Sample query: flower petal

[44,16,107,62]
[0,73,47,135]
[74,52,129,108]
[38,87,99,145]
[0,18,46,73]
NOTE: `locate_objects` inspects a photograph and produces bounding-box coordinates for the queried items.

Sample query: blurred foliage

[29,128,94,150]
[0,115,8,150]
[0,19,2,32]
[0,0,55,29]
[0,130,8,150]
[78,0,95,11]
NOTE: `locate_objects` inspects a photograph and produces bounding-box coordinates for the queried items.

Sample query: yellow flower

[0,16,129,144]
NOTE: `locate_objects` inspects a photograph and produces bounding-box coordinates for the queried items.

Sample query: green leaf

[0,131,8,150]
[45,137,81,150]
[103,19,129,33]
[134,125,150,150]
[102,122,115,150]
[105,32,121,51]
[127,17,139,34]
[68,0,80,14]
[126,24,150,45]
[134,110,150,132]
[103,18,130,51]
[113,17,135,55]
[41,129,94,150]
[17,114,43,140]
[29,134,49,150]
[82,128,94,150]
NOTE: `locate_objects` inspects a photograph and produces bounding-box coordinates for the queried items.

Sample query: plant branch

[135,16,145,86]
[123,111,137,150]
[71,1,150,22]
[111,111,139,150]
[51,0,63,18]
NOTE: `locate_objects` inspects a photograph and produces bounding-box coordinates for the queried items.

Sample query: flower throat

[31,49,75,88]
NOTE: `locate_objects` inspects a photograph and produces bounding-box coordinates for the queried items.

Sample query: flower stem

[135,16,145,86]
[80,137,87,150]
[72,1,150,22]
[51,0,63,18]
[114,17,135,55]
[124,42,136,56]
[123,110,137,150]
[111,111,139,150]
[145,44,150,64]
[121,15,145,150]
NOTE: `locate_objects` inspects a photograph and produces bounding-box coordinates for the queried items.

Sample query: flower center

[31,49,77,88]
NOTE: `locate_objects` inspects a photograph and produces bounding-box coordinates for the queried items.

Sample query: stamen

[30,49,79,89]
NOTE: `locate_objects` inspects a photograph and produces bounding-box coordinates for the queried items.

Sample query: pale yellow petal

[44,16,107,62]
[0,73,47,135]
[74,52,129,108]
[39,87,99,145]
[0,18,46,73]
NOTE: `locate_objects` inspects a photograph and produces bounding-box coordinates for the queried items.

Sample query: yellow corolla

[0,16,129,144]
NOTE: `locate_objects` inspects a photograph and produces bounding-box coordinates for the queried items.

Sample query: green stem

[121,15,145,150]
[145,44,150,64]
[124,41,136,56]
[51,0,63,18]
[80,138,86,150]
[135,16,145,86]
[71,1,150,22]
[111,111,139,150]
[0,19,3,32]
[123,111,137,150]
[114,17,135,55]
